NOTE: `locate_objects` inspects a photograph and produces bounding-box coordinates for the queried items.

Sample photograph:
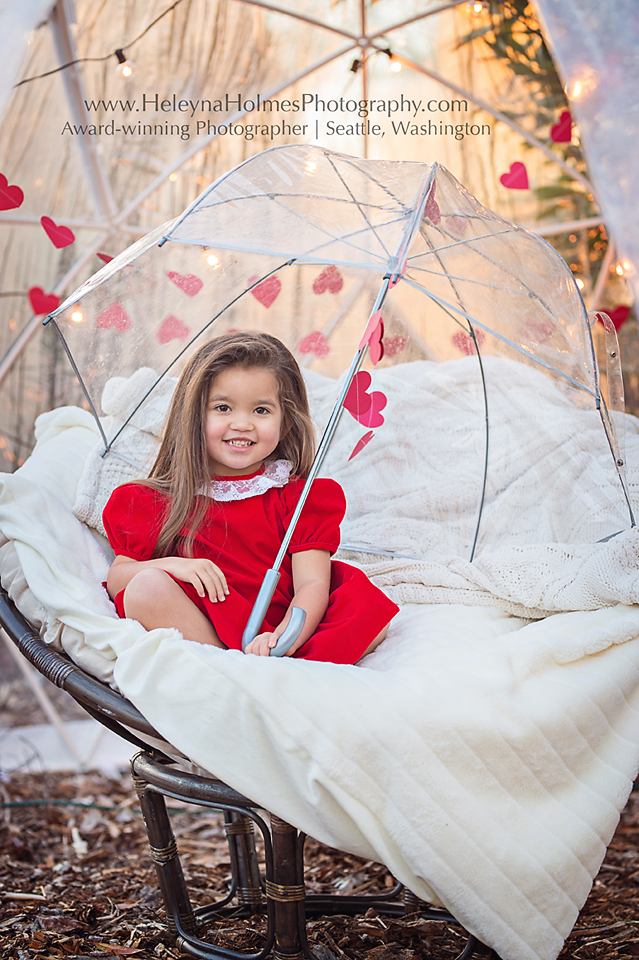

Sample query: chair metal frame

[0,586,481,960]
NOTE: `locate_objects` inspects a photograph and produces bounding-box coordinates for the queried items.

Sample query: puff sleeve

[102,483,167,561]
[286,478,346,555]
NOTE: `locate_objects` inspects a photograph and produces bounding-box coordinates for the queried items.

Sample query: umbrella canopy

[46,145,633,562]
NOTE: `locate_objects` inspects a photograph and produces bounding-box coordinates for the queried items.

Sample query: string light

[14,0,184,88]
[71,311,84,323]
[114,49,136,79]
[575,278,585,289]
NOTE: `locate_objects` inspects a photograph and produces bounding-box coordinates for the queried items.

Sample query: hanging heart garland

[550,111,572,143]
[499,162,529,190]
[41,215,75,248]
[28,287,60,315]
[0,173,24,211]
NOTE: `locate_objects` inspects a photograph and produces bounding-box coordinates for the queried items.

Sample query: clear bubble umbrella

[43,144,635,652]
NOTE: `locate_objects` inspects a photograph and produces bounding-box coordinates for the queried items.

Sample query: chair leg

[224,811,262,913]
[267,815,306,960]
[132,772,197,936]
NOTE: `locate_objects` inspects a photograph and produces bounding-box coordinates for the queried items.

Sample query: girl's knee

[123,568,174,616]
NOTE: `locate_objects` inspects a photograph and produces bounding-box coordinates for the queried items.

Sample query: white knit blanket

[3,360,639,960]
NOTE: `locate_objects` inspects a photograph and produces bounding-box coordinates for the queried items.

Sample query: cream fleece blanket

[2,388,639,960]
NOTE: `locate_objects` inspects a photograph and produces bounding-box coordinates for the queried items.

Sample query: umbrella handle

[242,568,280,651]
[269,607,306,658]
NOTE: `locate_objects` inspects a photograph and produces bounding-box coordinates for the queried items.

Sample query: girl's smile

[206,366,283,476]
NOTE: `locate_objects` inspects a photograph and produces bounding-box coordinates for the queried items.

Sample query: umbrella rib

[417,209,490,560]
[410,221,577,327]
[175,190,411,265]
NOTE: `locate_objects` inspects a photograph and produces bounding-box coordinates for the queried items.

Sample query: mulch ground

[2,647,639,959]
[1,772,639,960]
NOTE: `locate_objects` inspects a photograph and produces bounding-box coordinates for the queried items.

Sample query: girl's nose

[229,411,254,430]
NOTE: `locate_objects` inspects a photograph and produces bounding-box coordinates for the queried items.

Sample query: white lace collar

[200,460,293,501]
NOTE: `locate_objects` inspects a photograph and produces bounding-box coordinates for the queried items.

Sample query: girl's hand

[160,557,229,602]
[244,631,280,656]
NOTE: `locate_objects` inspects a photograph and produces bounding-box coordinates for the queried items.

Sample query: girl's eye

[214,403,230,412]
[255,406,270,415]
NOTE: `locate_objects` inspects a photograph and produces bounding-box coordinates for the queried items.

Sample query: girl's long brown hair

[144,331,316,557]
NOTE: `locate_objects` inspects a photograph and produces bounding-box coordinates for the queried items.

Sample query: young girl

[103,332,398,662]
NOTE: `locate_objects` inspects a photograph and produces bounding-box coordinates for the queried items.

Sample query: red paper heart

[248,275,281,308]
[550,111,572,143]
[348,430,375,461]
[603,305,630,331]
[424,184,441,225]
[368,318,384,366]
[97,252,114,263]
[358,309,383,350]
[313,265,343,294]
[383,335,407,357]
[343,371,387,428]
[499,162,529,190]
[157,314,190,344]
[41,215,75,248]
[298,331,330,358]
[0,173,24,211]
[28,287,60,315]
[167,271,203,297]
[452,328,485,356]
[97,303,131,332]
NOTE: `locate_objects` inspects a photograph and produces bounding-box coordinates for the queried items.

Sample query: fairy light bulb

[71,310,84,323]
[114,49,136,79]
[390,60,402,73]
[575,278,585,289]
[206,253,220,268]
[616,263,625,276]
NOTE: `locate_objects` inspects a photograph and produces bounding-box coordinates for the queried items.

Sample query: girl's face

[205,365,283,476]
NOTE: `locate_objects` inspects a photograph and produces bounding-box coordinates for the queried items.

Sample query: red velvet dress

[102,470,399,663]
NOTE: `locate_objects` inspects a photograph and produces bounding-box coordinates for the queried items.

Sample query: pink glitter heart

[167,271,203,297]
[157,315,190,344]
[248,275,281,308]
[96,303,130,332]
[452,328,485,355]
[298,331,330,358]
[383,335,407,357]
[313,265,343,294]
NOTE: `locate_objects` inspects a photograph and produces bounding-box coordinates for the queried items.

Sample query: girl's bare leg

[123,568,226,648]
[361,623,390,658]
